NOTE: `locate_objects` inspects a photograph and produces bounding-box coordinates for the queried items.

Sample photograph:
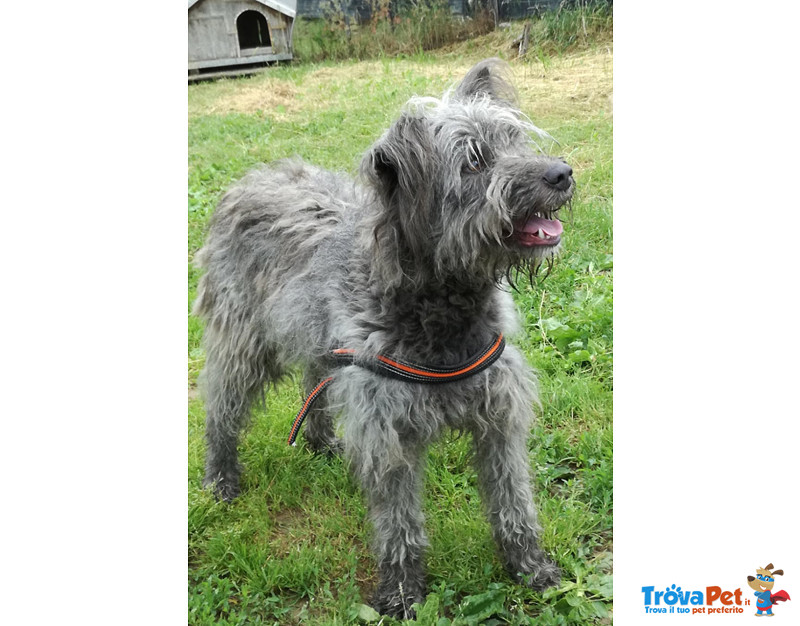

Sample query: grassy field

[188,26,612,625]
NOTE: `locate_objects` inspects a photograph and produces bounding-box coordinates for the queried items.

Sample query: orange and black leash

[288,333,505,445]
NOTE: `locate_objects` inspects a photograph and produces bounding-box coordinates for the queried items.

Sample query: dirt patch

[209,79,300,118]
[354,556,377,600]
[266,506,320,555]
[305,62,385,83]
[515,46,613,120]
[271,505,306,529]
[306,60,471,86]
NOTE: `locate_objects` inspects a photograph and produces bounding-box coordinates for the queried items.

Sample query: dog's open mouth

[513,214,563,247]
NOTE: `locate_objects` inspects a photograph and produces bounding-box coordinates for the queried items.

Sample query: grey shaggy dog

[193,59,574,619]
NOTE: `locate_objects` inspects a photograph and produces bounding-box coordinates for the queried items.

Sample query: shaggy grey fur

[193,58,574,619]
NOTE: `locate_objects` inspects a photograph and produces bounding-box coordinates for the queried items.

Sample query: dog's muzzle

[511,161,573,248]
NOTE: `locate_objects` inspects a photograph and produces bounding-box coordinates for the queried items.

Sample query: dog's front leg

[472,370,561,591]
[349,436,429,619]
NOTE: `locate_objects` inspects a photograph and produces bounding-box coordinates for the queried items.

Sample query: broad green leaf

[355,604,380,622]
[456,589,506,622]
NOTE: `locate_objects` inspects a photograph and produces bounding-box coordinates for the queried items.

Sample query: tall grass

[293,1,495,62]
[521,1,613,56]
[292,1,612,63]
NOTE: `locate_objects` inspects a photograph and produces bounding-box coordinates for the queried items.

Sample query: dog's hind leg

[201,328,277,501]
[301,367,343,455]
[472,358,561,591]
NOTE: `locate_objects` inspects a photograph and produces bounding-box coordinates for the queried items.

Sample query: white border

[615,1,800,623]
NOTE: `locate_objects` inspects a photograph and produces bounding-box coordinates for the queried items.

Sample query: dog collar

[288,333,505,445]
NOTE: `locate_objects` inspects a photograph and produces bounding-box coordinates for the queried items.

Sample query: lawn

[188,27,612,625]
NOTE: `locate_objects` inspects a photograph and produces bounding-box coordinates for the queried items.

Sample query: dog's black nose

[543,162,573,190]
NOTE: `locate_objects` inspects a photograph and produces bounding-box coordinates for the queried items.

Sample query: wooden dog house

[188,0,296,80]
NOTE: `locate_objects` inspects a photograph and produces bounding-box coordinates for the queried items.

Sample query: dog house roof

[188,0,297,19]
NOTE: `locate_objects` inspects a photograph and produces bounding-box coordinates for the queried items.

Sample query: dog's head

[747,564,784,592]
[361,58,574,288]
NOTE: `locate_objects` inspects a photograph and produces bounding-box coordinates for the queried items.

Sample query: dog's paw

[202,473,241,502]
[371,582,426,620]
[514,558,561,592]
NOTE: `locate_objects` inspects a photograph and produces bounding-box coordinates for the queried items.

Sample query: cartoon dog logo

[747,564,791,616]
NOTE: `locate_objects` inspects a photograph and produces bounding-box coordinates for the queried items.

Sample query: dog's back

[193,159,359,360]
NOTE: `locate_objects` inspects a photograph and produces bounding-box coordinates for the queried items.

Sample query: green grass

[188,28,612,625]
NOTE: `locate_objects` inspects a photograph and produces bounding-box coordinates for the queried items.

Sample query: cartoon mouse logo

[747,563,791,616]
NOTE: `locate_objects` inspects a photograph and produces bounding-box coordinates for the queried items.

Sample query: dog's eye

[463,142,487,173]
[464,154,485,173]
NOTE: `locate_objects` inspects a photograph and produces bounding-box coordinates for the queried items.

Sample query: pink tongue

[520,216,563,236]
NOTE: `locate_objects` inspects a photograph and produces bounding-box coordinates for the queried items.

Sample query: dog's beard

[498,198,571,290]
[494,251,555,292]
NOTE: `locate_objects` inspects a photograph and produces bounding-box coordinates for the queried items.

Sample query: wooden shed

[188,0,296,80]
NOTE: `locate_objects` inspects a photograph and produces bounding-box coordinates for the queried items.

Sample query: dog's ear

[361,113,435,283]
[361,113,433,217]
[455,58,517,105]
[772,569,784,576]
